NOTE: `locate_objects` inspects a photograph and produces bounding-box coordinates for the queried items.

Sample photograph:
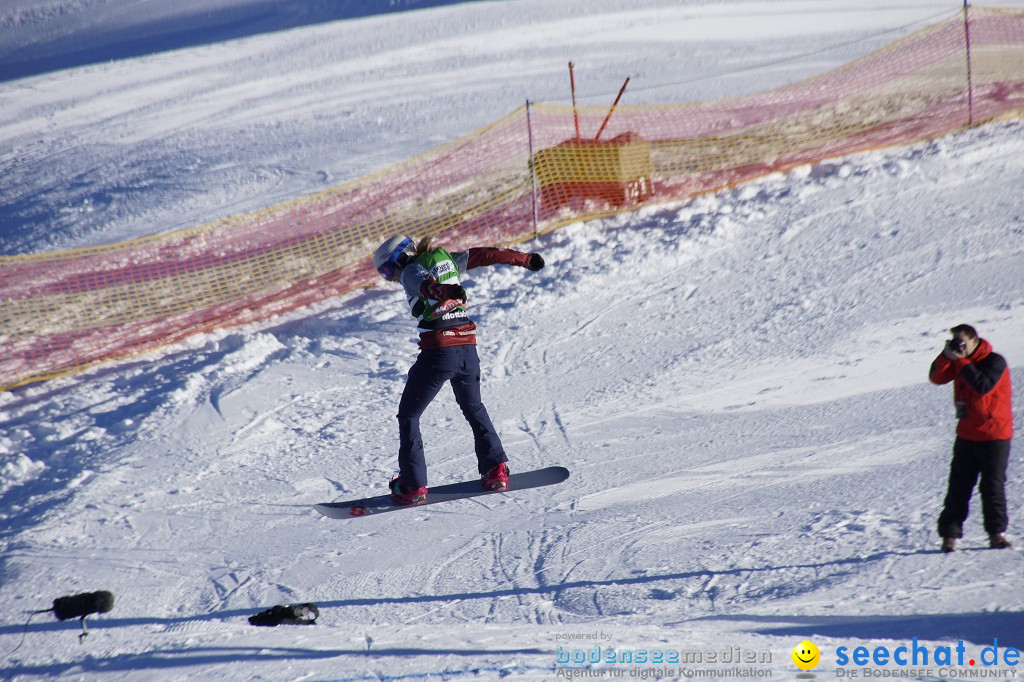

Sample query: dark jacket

[930,338,1013,441]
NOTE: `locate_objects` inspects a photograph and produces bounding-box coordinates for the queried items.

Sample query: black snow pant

[937,437,1010,538]
[396,345,506,490]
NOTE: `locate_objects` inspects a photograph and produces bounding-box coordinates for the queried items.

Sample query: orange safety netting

[2,7,1023,391]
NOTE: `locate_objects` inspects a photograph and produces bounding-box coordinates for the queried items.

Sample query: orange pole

[595,76,630,140]
[569,61,581,141]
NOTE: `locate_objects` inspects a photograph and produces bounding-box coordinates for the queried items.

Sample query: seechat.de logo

[793,640,821,671]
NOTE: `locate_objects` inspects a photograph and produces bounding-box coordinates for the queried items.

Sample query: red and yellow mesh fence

[2,7,1023,391]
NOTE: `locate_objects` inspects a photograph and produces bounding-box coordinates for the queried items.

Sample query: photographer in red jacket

[929,324,1013,552]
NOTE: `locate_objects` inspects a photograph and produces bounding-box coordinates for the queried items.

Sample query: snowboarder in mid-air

[372,235,545,505]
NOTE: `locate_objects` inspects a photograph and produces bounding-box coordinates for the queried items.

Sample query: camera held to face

[948,337,967,354]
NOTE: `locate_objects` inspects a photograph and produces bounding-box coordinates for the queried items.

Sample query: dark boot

[989,533,1012,549]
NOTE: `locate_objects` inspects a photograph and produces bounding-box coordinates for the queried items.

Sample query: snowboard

[313,466,569,519]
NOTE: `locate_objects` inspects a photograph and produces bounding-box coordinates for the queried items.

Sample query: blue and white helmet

[373,235,414,280]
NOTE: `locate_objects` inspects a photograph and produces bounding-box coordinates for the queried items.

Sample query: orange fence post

[963,0,975,127]
[569,61,581,141]
[595,77,630,141]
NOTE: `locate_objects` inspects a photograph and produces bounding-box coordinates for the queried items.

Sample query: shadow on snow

[1,0,480,84]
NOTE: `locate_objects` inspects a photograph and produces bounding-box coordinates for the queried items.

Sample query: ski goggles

[376,237,413,280]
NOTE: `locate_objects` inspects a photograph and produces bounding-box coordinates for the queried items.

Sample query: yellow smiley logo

[792,640,821,670]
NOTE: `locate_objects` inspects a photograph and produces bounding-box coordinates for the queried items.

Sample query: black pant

[396,345,506,489]
[937,438,1010,538]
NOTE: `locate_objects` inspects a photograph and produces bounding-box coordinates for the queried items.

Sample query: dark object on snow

[9,590,115,653]
[51,590,115,642]
[248,603,319,626]
[52,590,115,621]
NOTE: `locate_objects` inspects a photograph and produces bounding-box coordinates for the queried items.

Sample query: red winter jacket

[929,338,1013,441]
[413,247,534,350]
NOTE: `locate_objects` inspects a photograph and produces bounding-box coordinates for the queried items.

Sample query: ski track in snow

[3,1,1024,680]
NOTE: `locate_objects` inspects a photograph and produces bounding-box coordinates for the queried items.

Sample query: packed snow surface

[1,1,1023,680]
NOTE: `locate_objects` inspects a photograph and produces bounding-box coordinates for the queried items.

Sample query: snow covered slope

[2,1,1023,680]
